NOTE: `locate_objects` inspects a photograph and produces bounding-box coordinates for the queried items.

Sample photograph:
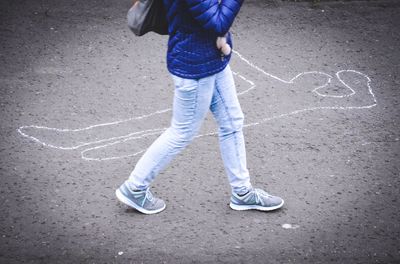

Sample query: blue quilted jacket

[162,0,244,79]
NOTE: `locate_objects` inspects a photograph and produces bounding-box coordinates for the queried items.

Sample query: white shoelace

[254,189,272,206]
[142,189,154,207]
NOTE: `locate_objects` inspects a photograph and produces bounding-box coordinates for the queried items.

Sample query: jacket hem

[167,60,230,80]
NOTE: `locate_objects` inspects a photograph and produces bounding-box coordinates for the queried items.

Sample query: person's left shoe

[230,188,284,211]
[115,182,166,214]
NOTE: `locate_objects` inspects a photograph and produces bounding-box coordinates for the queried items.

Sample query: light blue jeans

[127,64,252,194]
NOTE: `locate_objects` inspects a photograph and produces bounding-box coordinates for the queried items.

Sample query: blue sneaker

[116,182,166,214]
[230,188,284,211]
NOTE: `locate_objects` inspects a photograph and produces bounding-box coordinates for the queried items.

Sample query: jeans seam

[214,83,241,168]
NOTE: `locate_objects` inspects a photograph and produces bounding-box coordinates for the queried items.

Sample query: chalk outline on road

[17,50,377,161]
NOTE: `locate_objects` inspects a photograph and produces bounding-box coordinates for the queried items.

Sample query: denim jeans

[127,64,252,194]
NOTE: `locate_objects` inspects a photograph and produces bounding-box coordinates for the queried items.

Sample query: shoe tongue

[256,189,269,197]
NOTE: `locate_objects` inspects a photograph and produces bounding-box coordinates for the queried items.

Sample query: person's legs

[117,64,284,213]
[126,73,216,190]
[210,64,252,195]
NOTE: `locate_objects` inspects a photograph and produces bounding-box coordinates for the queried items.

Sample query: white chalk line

[17,126,168,150]
[232,50,375,100]
[17,50,377,161]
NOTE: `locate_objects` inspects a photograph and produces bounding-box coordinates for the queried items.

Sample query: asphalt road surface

[1,0,399,263]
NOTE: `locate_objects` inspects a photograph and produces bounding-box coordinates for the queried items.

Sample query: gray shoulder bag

[127,0,168,36]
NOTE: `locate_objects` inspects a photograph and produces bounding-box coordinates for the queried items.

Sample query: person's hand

[216,36,231,55]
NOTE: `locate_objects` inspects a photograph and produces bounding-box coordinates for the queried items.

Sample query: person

[116,0,284,214]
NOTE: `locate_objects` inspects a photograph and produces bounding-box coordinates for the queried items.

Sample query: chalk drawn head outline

[17,50,377,161]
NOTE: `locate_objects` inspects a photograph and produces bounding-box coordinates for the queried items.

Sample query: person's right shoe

[230,188,284,211]
[115,182,166,214]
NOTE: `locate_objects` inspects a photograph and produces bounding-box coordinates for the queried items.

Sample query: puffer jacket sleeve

[184,0,244,36]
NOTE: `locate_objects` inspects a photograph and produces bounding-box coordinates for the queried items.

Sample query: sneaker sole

[229,199,284,211]
[115,189,166,215]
